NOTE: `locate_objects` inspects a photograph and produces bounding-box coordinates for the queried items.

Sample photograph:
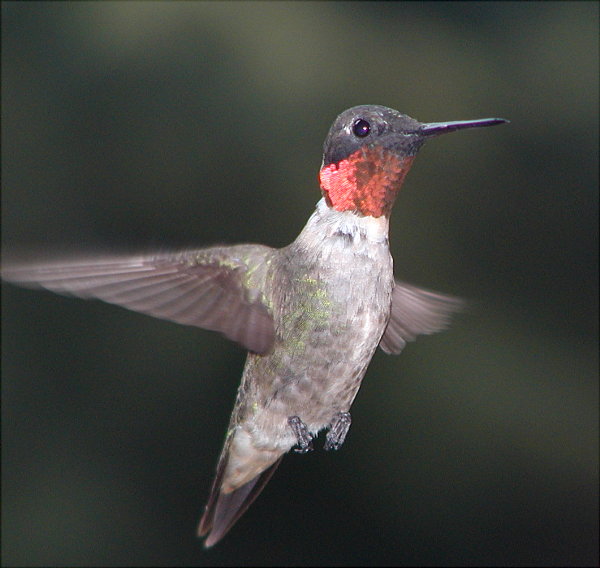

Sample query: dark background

[2,2,598,566]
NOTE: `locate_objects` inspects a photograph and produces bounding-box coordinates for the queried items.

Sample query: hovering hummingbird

[2,105,507,546]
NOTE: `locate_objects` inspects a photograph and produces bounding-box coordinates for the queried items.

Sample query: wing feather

[2,246,276,354]
[380,281,464,354]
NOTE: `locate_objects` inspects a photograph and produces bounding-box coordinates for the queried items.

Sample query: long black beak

[421,117,509,136]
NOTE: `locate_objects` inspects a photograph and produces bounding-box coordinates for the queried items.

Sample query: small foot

[324,411,352,451]
[288,416,314,453]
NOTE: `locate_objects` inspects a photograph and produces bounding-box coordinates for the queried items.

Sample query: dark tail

[198,456,283,547]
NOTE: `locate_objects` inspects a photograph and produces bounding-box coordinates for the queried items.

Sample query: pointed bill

[421,117,508,136]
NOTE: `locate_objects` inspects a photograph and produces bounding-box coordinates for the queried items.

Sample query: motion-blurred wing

[379,281,464,355]
[2,245,275,354]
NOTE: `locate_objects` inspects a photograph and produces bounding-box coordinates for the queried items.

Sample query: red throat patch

[319,147,415,218]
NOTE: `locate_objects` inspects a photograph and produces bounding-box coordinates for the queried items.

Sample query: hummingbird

[2,105,507,546]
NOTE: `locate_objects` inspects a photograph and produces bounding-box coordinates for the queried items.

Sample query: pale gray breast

[257,232,394,428]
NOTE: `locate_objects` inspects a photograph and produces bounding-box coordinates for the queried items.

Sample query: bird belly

[222,222,394,491]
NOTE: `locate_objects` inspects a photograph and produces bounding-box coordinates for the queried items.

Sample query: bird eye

[352,118,370,138]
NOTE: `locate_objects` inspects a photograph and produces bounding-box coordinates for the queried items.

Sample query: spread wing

[1,245,276,354]
[379,281,464,355]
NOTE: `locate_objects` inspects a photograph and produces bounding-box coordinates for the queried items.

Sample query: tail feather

[198,457,283,547]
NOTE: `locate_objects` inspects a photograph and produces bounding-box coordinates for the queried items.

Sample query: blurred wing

[379,281,464,355]
[2,246,275,354]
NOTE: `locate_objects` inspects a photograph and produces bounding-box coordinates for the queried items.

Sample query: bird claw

[288,415,314,453]
[324,411,352,451]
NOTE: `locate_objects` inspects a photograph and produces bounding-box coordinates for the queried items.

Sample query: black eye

[352,118,370,138]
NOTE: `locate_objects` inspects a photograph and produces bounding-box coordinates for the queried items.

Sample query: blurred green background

[2,2,597,566]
